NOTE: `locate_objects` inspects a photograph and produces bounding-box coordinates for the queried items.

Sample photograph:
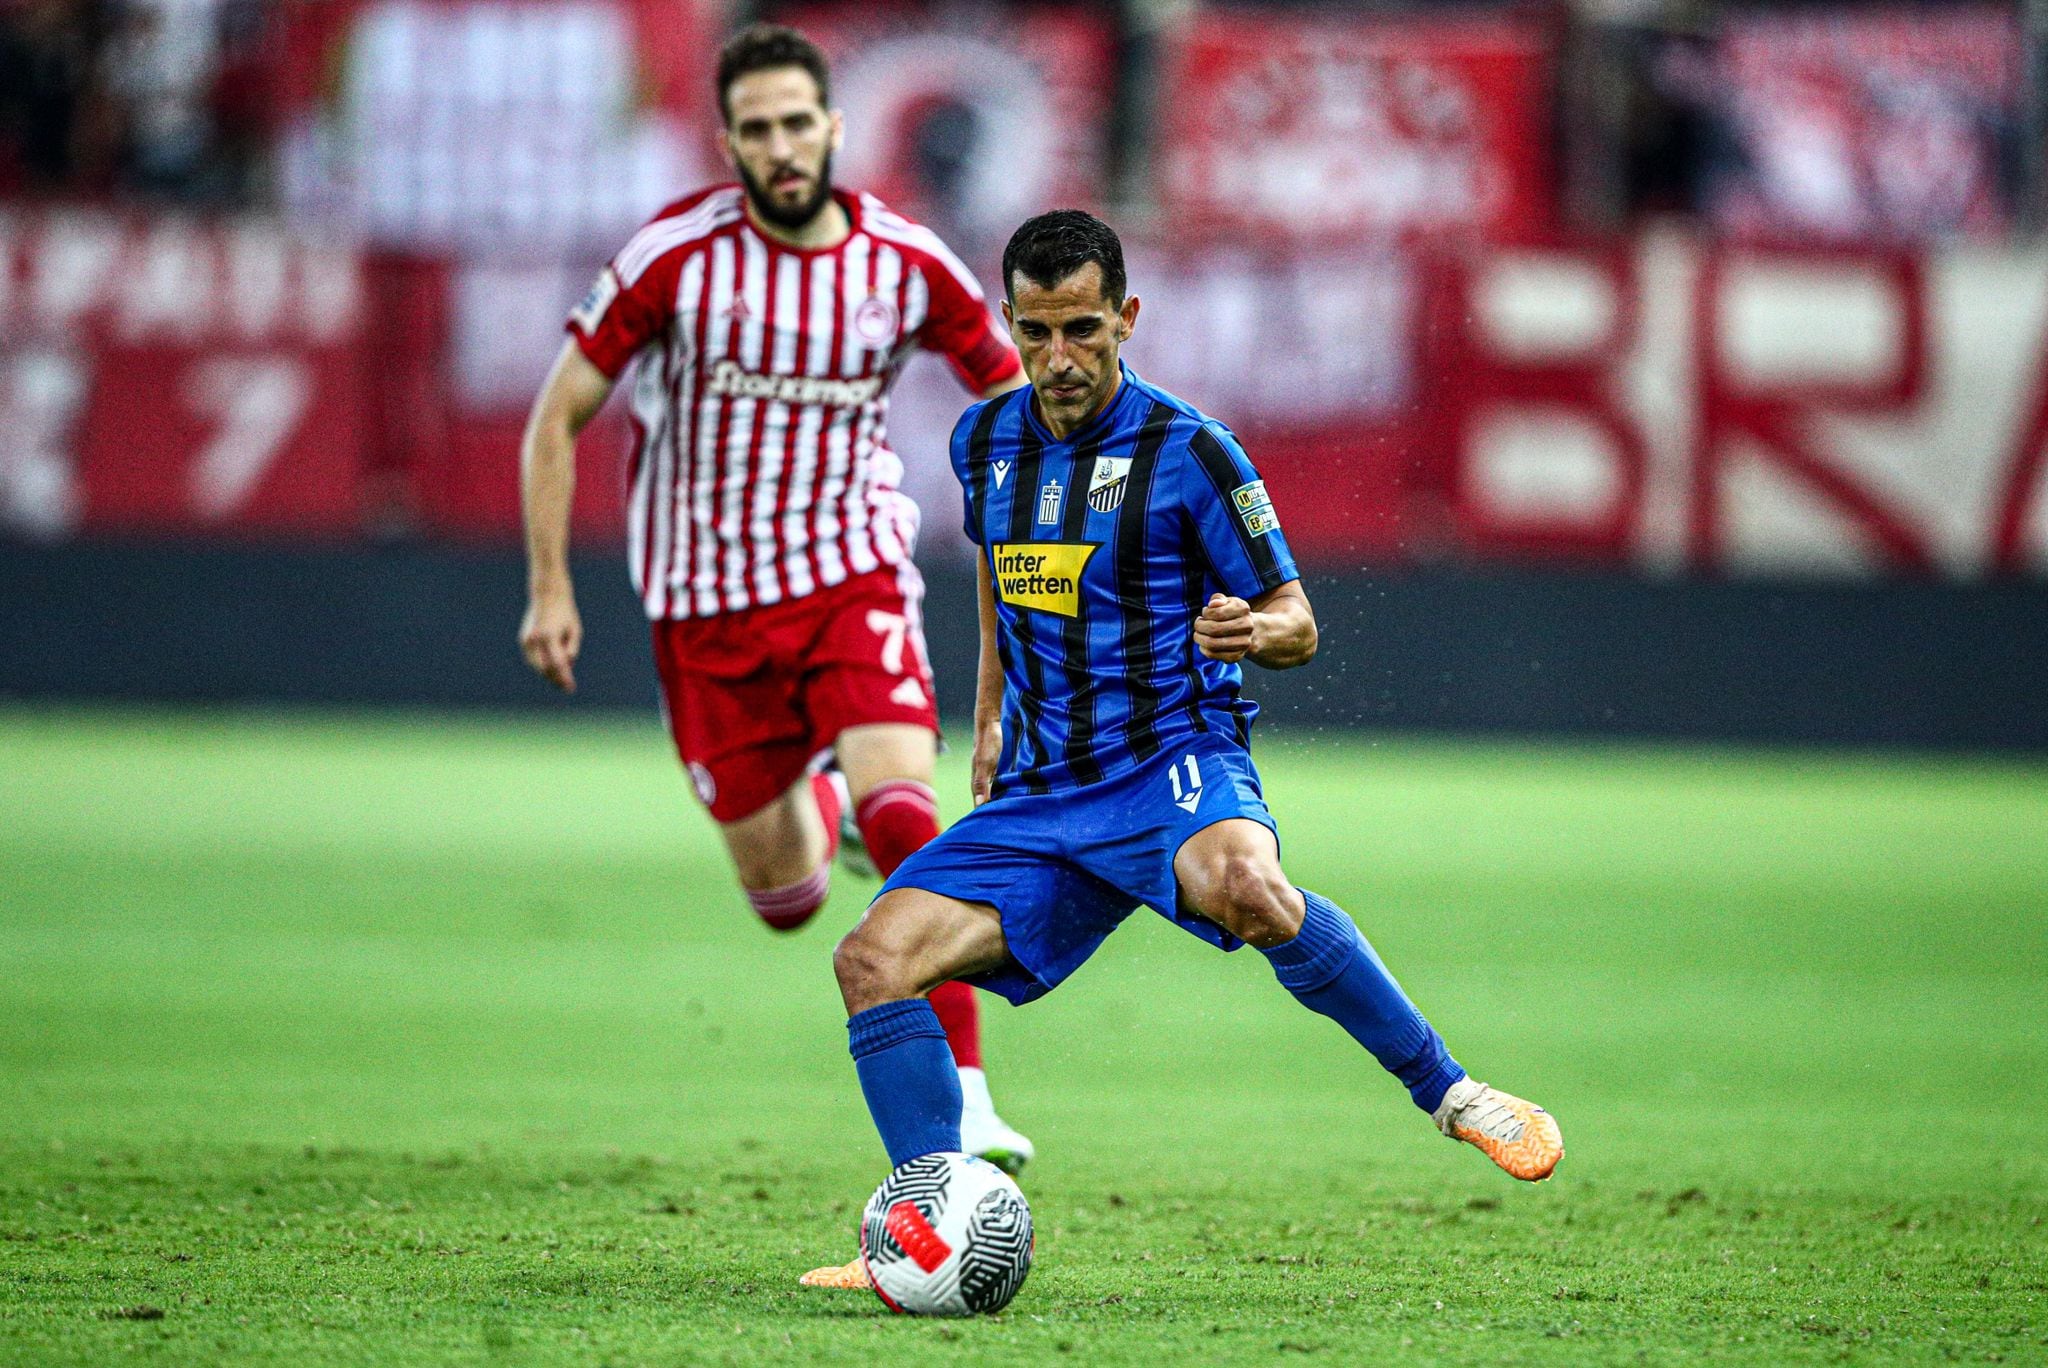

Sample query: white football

[859,1151,1034,1316]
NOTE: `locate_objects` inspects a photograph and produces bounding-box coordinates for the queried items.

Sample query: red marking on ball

[885,1200,952,1273]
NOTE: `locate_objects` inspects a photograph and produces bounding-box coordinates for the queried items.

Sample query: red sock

[744,862,829,932]
[854,779,939,879]
[809,770,842,863]
[929,979,983,1069]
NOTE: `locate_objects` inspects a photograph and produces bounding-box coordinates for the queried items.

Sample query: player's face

[1003,263,1141,434]
[724,67,843,229]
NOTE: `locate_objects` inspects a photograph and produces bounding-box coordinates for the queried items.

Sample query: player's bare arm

[971,556,1005,806]
[1194,579,1317,669]
[518,340,613,693]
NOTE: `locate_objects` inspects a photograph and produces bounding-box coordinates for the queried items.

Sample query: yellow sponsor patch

[1232,480,1280,538]
[991,541,1099,618]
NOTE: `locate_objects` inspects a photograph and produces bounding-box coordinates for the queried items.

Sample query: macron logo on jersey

[992,460,1011,489]
[706,360,886,409]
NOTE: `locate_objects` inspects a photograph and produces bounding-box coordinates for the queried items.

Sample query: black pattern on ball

[957,1186,1033,1313]
[860,1152,953,1273]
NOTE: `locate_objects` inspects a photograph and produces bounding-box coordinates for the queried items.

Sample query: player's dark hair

[1002,210,1126,306]
[716,24,831,125]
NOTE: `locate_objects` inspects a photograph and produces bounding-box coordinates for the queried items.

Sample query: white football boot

[958,1066,1034,1175]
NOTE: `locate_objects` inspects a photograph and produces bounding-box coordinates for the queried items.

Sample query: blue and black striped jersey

[953,362,1301,795]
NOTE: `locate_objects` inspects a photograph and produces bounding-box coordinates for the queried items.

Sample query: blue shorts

[878,733,1277,1004]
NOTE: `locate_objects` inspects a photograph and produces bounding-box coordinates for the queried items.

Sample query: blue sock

[847,999,963,1167]
[1261,889,1466,1114]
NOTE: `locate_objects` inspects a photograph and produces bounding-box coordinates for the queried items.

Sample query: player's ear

[828,108,845,155]
[1000,298,1014,330]
[1118,294,1141,342]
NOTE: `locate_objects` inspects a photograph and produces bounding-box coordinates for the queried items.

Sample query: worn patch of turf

[2,708,2044,1364]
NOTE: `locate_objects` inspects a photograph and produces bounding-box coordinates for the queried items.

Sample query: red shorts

[651,566,940,823]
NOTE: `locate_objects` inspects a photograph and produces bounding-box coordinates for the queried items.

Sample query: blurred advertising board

[274,0,713,252]
[1154,11,1554,244]
[1434,233,2048,577]
[0,211,367,537]
[776,4,1114,245]
[1688,9,2022,241]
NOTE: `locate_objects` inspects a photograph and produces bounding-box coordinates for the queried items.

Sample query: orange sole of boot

[798,1258,872,1290]
[1456,1105,1564,1181]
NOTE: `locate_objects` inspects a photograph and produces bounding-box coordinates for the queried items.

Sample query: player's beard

[739,151,836,230]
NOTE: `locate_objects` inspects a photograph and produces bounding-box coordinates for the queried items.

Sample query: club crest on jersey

[1232,480,1281,538]
[1037,478,1063,526]
[1087,456,1132,513]
[992,542,1098,618]
[854,294,899,345]
[570,268,619,333]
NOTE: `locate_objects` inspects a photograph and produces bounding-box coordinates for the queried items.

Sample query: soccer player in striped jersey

[801,210,1562,1289]
[517,25,1031,1168]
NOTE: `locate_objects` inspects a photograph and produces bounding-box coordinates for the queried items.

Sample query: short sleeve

[565,253,680,379]
[917,254,1023,393]
[1181,423,1299,601]
[951,399,999,545]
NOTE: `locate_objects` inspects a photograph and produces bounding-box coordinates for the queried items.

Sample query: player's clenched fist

[520,585,584,694]
[1194,593,1256,663]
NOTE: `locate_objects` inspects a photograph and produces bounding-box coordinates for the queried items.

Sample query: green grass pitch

[2,707,2045,1365]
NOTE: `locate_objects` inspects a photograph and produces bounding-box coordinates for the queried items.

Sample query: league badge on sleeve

[1087,457,1132,513]
[571,267,620,333]
[1232,480,1281,538]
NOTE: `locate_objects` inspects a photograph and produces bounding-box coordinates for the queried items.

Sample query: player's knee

[833,923,911,1012]
[832,928,881,1004]
[1210,855,1303,948]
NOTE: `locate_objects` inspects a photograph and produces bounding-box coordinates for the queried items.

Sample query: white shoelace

[1448,1085,1526,1142]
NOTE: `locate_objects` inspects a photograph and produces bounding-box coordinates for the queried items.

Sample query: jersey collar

[737,187,863,259]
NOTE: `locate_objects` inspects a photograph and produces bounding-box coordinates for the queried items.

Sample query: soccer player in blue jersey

[801,210,1563,1289]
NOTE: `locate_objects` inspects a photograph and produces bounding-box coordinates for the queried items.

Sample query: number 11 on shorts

[1168,754,1202,813]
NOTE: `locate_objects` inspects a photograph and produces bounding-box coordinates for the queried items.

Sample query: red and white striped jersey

[568,185,1022,620]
